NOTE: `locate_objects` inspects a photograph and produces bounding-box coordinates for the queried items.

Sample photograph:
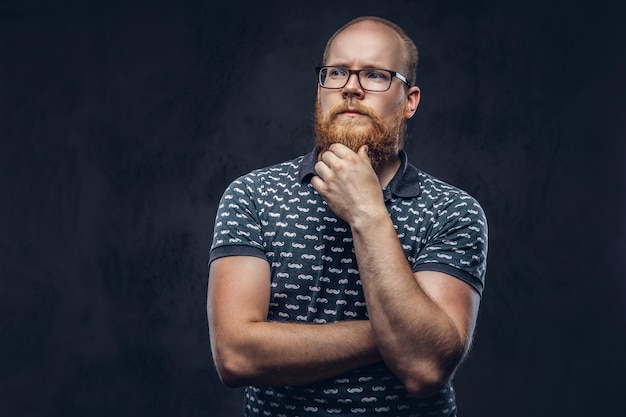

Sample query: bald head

[322,16,418,86]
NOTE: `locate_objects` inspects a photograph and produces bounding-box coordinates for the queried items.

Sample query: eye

[327,67,348,78]
[363,69,391,82]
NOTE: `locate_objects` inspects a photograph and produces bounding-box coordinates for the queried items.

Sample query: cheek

[318,94,335,115]
[377,102,399,121]
[371,93,396,112]
[383,96,408,120]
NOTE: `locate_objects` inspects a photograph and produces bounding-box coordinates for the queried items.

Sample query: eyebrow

[324,63,390,70]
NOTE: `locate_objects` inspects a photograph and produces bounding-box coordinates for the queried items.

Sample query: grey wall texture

[1,0,625,416]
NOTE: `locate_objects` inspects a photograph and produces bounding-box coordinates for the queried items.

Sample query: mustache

[326,101,378,120]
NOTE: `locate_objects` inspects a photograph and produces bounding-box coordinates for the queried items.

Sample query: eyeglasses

[316,66,411,92]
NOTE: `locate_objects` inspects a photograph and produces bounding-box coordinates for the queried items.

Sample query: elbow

[403,369,451,398]
[215,361,245,388]
[401,354,463,398]
[212,347,254,388]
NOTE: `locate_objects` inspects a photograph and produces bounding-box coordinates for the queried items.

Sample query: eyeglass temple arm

[394,72,411,87]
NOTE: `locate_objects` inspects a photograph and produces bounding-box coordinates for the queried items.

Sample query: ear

[404,86,421,119]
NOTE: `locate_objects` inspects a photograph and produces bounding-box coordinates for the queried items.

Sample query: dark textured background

[1,0,624,416]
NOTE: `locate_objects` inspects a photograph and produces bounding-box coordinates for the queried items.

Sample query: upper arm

[207,256,271,345]
[410,194,487,348]
[414,270,481,350]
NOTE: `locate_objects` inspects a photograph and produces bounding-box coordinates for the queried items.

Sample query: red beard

[314,99,407,170]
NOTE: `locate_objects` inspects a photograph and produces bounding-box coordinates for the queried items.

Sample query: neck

[375,153,401,189]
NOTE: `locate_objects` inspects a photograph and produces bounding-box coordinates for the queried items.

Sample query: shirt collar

[298,148,421,199]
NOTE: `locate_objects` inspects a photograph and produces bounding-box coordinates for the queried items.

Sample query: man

[207,16,487,417]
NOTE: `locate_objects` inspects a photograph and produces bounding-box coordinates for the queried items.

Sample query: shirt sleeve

[209,175,268,265]
[412,194,488,295]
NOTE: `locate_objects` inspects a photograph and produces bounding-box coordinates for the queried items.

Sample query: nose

[342,73,364,99]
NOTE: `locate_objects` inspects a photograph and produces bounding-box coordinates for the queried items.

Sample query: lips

[337,108,365,117]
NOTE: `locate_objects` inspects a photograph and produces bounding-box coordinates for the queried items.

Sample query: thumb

[358,145,372,167]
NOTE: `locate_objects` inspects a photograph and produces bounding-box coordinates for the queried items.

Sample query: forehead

[326,21,405,70]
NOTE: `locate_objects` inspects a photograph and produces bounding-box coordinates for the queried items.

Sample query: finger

[357,145,372,168]
[327,142,356,158]
[320,149,341,167]
[314,159,332,180]
[310,175,327,195]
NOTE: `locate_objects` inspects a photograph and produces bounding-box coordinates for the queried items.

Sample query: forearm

[350,212,464,396]
[211,319,381,387]
[309,144,478,396]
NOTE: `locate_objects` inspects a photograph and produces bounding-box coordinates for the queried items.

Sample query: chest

[257,188,433,323]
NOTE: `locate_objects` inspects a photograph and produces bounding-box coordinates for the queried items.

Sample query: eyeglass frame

[315,65,412,92]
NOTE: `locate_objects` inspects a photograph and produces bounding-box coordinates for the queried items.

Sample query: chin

[334,119,374,136]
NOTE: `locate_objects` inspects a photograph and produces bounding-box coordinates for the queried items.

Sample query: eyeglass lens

[319,67,392,92]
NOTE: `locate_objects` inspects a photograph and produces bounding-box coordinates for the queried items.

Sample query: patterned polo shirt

[209,149,488,417]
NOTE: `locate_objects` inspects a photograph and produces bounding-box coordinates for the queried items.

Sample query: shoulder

[221,155,307,196]
[417,169,475,200]
[409,169,488,292]
[416,169,486,220]
[234,155,305,186]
